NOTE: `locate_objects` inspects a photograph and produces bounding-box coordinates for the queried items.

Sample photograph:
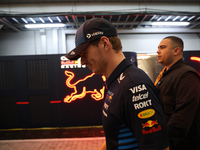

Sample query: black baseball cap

[65,18,117,60]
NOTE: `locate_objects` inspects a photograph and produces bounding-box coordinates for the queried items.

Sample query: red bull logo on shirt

[142,125,162,134]
[142,120,158,128]
[142,120,162,134]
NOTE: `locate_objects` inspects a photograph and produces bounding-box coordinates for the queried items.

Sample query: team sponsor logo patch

[103,90,114,118]
[138,109,155,119]
[129,84,147,94]
[107,94,112,100]
[117,73,125,84]
[70,51,75,55]
[106,90,114,103]
[103,109,108,117]
[132,92,148,102]
[104,102,109,110]
[142,120,162,134]
[86,31,103,39]
[142,120,158,128]
[142,125,162,134]
[108,90,114,97]
[134,99,152,110]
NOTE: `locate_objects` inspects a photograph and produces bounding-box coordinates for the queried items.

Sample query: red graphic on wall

[190,56,200,75]
[64,70,106,103]
[190,56,200,62]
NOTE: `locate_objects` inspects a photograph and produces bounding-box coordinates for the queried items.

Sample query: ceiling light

[12,18,20,24]
[172,16,180,21]
[180,16,187,21]
[21,18,28,24]
[29,18,36,23]
[157,16,162,21]
[48,17,53,23]
[165,16,171,21]
[25,24,65,28]
[187,16,195,21]
[57,16,61,22]
[39,17,45,23]
[152,22,190,26]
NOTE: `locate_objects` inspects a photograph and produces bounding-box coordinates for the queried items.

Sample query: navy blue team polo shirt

[102,59,169,150]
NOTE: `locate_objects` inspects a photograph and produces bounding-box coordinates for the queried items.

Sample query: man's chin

[158,60,163,64]
[92,70,102,74]
[94,72,102,75]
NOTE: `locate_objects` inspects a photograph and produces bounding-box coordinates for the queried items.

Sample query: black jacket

[156,59,200,149]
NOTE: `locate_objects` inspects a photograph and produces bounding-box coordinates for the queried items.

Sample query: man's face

[80,43,108,74]
[157,38,175,67]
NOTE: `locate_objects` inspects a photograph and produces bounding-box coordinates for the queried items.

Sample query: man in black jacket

[155,36,200,150]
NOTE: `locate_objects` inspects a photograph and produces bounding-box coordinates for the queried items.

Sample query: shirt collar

[105,59,133,89]
[163,58,185,75]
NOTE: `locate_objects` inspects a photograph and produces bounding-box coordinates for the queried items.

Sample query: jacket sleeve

[167,72,200,146]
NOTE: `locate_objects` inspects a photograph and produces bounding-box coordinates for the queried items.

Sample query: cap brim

[65,42,90,60]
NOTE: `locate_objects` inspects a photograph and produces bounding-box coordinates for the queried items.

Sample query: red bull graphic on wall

[190,56,200,63]
[190,56,200,75]
[183,52,200,76]
[64,70,106,103]
[60,56,106,103]
[60,52,137,104]
[0,53,137,128]
[60,56,86,68]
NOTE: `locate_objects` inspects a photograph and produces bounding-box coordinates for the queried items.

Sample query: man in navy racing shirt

[65,17,169,150]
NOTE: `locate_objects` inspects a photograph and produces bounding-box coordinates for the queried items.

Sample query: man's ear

[174,47,182,56]
[100,36,110,51]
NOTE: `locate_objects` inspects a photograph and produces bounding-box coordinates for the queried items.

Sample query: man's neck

[104,51,125,78]
[165,58,182,70]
